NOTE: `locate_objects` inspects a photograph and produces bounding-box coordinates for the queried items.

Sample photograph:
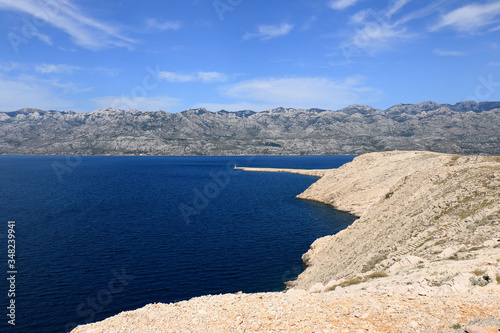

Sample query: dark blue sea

[0,155,356,332]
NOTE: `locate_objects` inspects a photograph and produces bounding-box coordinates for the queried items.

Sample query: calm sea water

[0,155,355,333]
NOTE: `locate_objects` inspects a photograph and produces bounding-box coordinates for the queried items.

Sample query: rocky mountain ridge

[1,101,500,155]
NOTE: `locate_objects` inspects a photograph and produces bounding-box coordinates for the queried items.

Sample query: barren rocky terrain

[2,101,500,155]
[73,151,500,332]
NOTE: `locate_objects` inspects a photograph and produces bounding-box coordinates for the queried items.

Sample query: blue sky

[0,0,499,112]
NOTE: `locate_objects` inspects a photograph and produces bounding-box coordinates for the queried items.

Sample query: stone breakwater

[73,151,500,332]
[233,166,326,178]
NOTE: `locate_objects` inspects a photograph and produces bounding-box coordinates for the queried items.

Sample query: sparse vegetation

[459,246,482,253]
[472,269,485,276]
[367,271,388,279]
[326,271,390,291]
[361,253,388,273]
[496,273,500,284]
[417,237,433,248]
[470,276,489,287]
[452,323,462,329]
[434,239,446,246]
[341,276,364,287]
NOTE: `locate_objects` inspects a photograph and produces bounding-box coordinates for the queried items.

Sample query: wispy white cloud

[386,0,411,18]
[157,72,193,83]
[0,62,23,72]
[1,62,114,77]
[193,102,270,112]
[243,23,294,40]
[433,49,466,56]
[350,9,370,24]
[196,72,228,82]
[158,71,228,83]
[488,62,500,66]
[0,74,75,110]
[35,63,81,74]
[327,0,360,11]
[220,76,382,110]
[302,16,318,31]
[345,23,414,55]
[342,1,438,56]
[145,18,181,31]
[348,0,411,25]
[91,95,181,111]
[0,0,135,50]
[397,1,444,25]
[33,31,53,45]
[93,67,121,77]
[432,1,500,33]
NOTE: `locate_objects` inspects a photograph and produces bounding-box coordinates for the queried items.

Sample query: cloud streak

[146,18,181,32]
[243,23,294,40]
[328,0,360,11]
[433,49,465,56]
[432,1,500,33]
[35,63,81,74]
[159,71,228,83]
[220,76,382,110]
[92,95,181,111]
[341,1,443,56]
[0,0,135,50]
[0,73,75,110]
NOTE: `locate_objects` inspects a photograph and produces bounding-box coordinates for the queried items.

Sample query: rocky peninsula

[73,151,500,333]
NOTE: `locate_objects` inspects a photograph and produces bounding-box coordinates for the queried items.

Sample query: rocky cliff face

[1,101,500,155]
[288,151,500,291]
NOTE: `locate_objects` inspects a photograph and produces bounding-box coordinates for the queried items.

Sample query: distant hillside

[1,101,499,155]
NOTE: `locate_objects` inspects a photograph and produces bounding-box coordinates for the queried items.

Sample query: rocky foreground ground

[73,151,500,332]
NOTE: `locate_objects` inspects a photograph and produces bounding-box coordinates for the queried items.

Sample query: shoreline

[73,151,500,332]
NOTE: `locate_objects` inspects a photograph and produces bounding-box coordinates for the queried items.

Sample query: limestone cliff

[287,151,500,290]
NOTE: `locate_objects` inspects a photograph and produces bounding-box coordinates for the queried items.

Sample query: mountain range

[1,101,499,155]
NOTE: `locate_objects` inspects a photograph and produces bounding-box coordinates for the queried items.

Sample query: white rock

[449,273,474,294]
[437,247,457,259]
[334,286,348,295]
[308,282,324,293]
[388,256,427,273]
[483,239,499,247]
[324,278,345,291]
[286,288,308,296]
